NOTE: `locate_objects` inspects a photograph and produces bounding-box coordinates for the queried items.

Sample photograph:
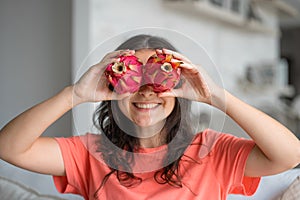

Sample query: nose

[138,85,155,97]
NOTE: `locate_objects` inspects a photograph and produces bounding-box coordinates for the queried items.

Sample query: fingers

[100,49,135,67]
[93,49,136,77]
[112,49,135,60]
[74,49,137,103]
[156,48,196,76]
[156,48,192,64]
[104,49,135,59]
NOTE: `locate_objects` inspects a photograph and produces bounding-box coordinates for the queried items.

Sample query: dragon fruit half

[105,55,143,94]
[143,53,182,93]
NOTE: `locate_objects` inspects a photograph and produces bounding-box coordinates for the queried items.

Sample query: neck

[139,132,167,148]
[134,122,167,148]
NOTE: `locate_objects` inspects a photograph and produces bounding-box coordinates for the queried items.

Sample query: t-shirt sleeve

[52,136,89,197]
[209,130,261,196]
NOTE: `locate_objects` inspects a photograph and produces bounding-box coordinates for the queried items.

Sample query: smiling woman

[0,34,299,200]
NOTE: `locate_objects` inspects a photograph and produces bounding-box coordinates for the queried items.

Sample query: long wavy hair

[93,35,195,198]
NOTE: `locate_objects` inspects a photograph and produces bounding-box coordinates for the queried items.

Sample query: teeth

[135,103,158,109]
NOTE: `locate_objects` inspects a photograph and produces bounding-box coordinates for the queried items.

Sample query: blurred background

[0,0,299,199]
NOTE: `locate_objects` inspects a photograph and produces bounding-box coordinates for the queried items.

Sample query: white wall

[72,0,282,137]
[89,0,279,92]
[0,0,79,198]
[0,0,72,138]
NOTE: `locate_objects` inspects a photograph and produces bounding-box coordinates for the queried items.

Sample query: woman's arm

[158,48,300,177]
[0,86,74,176]
[222,91,300,177]
[0,50,133,176]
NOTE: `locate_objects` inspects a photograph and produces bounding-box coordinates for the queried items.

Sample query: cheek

[117,98,131,119]
[165,98,176,116]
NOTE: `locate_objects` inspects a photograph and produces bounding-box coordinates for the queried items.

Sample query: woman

[0,34,299,200]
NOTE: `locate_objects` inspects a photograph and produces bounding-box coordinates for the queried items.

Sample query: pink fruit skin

[105,55,143,94]
[143,54,181,93]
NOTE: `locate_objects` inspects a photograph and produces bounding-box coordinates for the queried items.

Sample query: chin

[133,118,165,130]
[133,120,153,127]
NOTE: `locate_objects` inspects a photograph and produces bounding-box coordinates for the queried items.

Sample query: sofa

[0,176,82,200]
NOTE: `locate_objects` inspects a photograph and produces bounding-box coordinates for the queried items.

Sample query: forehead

[134,49,156,63]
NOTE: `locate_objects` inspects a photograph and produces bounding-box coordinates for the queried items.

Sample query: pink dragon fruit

[143,53,182,93]
[105,55,143,94]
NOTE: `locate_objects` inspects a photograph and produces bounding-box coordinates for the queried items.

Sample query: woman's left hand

[156,49,222,106]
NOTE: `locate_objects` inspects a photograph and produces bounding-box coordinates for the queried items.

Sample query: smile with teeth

[134,103,160,109]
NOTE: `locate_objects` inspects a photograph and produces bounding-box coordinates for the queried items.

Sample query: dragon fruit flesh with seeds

[143,54,182,93]
[105,55,143,94]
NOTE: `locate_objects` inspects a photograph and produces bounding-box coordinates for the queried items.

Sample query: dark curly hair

[93,35,195,198]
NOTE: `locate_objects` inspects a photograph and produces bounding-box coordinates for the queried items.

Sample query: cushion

[277,176,300,200]
[0,176,66,200]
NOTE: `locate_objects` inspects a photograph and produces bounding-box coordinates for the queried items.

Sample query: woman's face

[117,49,176,128]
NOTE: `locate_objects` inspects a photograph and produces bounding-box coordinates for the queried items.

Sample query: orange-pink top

[53,129,260,200]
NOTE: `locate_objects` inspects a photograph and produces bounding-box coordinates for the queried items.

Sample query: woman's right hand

[72,50,134,105]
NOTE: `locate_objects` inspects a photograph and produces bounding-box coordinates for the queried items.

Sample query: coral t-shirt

[53,129,260,200]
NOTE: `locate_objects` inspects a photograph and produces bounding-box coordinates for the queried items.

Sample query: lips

[134,103,159,109]
[132,102,162,111]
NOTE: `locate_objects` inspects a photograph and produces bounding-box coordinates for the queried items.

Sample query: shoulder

[188,129,255,159]
[54,133,100,156]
